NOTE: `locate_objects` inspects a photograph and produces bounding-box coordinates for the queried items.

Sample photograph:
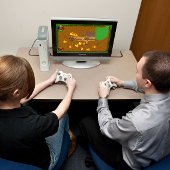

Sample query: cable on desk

[28,39,39,56]
[120,50,123,57]
[111,50,123,58]
[49,47,53,56]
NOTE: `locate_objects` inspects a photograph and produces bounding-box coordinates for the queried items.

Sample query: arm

[97,82,137,144]
[52,77,76,119]
[107,76,144,93]
[97,98,137,144]
[124,80,144,93]
[20,70,58,104]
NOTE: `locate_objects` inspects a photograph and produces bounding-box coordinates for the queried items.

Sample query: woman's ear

[13,89,21,98]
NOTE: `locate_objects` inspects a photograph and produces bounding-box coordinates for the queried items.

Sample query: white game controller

[55,71,72,84]
[101,78,117,90]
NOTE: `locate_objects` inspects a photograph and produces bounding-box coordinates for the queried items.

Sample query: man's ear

[145,79,152,88]
[13,89,21,98]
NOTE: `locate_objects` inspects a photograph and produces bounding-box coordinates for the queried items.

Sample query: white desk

[16,48,143,100]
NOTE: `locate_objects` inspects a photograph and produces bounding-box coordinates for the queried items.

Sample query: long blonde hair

[0,55,35,100]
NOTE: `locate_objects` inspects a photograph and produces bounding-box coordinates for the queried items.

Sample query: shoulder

[20,106,59,127]
[129,103,160,131]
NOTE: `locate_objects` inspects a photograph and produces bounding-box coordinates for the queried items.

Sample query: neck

[144,87,160,95]
[0,99,21,109]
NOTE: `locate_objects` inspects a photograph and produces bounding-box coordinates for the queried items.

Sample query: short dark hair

[0,55,35,101]
[142,51,170,93]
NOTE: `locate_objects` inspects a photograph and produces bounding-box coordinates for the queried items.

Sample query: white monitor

[51,17,118,68]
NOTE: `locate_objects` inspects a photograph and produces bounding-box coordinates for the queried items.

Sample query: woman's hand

[66,77,76,92]
[47,69,58,85]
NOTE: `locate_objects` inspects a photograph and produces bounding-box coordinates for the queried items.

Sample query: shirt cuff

[98,98,109,108]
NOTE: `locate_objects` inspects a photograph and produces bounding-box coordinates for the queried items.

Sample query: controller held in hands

[55,71,72,84]
[101,78,117,90]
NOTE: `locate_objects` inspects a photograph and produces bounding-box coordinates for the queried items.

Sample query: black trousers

[78,116,132,170]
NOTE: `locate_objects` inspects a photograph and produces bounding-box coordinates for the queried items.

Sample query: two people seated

[0,51,170,170]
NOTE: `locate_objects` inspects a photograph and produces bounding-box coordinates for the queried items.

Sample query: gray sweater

[97,80,170,170]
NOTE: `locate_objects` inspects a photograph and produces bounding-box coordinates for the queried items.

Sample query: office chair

[86,145,170,170]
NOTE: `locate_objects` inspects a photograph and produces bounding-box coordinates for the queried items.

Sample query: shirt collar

[141,92,170,103]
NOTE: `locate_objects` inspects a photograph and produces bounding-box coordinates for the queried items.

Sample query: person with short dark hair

[78,51,170,170]
[0,55,76,170]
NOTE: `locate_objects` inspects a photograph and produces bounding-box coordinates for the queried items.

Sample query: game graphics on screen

[56,24,112,53]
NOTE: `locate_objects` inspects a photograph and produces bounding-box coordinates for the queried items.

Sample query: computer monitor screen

[51,18,117,68]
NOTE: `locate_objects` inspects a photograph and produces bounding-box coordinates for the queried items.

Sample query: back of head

[142,51,170,93]
[0,55,35,101]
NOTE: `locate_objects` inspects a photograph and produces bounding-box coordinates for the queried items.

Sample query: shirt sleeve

[97,98,137,145]
[34,112,59,138]
[123,80,144,93]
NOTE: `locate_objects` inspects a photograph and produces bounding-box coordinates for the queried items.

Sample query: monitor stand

[62,61,100,69]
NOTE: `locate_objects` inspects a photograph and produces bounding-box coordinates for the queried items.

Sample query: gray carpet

[61,145,97,170]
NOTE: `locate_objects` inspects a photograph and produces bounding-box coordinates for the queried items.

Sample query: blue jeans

[45,114,69,170]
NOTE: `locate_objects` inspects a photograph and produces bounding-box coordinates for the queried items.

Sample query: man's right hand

[98,82,110,98]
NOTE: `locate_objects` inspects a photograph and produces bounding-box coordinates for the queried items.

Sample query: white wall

[0,0,141,55]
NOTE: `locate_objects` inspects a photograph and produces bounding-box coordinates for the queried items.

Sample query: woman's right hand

[66,77,76,92]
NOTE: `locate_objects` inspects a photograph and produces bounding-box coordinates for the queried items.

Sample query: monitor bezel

[51,17,118,58]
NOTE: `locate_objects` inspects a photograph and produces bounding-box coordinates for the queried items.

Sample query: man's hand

[106,76,124,87]
[98,82,110,98]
